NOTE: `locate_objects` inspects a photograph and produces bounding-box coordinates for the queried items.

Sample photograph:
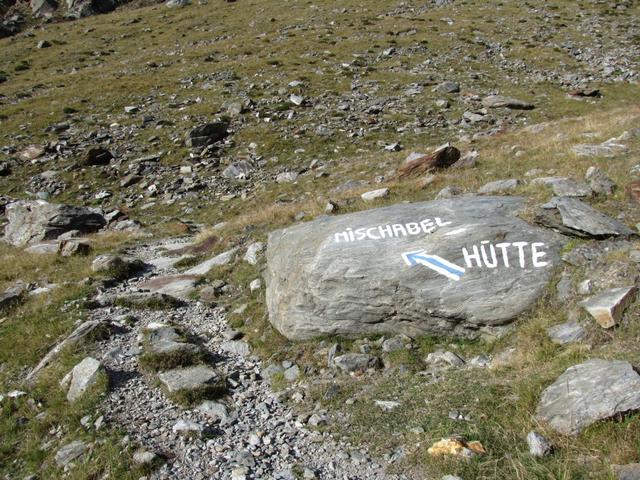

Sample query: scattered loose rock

[580,286,637,328]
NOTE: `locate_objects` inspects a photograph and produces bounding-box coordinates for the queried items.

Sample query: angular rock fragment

[55,440,87,467]
[186,122,229,148]
[536,197,635,238]
[580,286,637,328]
[0,281,27,311]
[627,180,640,205]
[585,167,615,195]
[244,242,264,265]
[536,359,640,435]
[82,147,113,166]
[66,357,103,402]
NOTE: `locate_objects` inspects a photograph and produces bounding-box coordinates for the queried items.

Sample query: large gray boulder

[266,196,563,340]
[536,359,640,435]
[4,201,106,247]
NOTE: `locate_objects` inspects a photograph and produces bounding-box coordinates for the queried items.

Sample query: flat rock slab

[55,440,87,467]
[266,196,563,340]
[158,365,221,393]
[482,95,534,110]
[537,197,635,238]
[531,177,592,198]
[478,179,520,194]
[536,359,640,435]
[138,275,200,299]
[580,286,637,328]
[547,321,586,345]
[184,248,238,275]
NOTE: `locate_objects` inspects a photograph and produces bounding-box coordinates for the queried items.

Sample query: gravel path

[89,238,404,480]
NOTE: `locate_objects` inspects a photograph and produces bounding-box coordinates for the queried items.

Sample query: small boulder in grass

[397,143,460,178]
[527,431,552,457]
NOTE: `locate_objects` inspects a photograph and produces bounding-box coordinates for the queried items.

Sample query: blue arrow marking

[402,250,465,281]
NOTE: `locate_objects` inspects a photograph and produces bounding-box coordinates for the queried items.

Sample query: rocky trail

[77,237,402,480]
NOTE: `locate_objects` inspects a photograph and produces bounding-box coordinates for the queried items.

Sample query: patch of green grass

[167,379,227,407]
[114,293,184,310]
[138,347,203,372]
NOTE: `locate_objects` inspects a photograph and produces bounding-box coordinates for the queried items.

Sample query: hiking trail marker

[402,250,466,281]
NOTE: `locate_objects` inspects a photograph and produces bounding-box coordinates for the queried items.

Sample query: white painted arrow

[402,250,466,281]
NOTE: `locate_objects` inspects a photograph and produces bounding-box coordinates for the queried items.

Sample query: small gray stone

[276,172,298,183]
[333,353,379,373]
[197,400,229,420]
[435,81,460,94]
[283,364,300,381]
[435,186,463,199]
[482,95,534,110]
[532,177,592,197]
[382,335,409,352]
[55,440,87,467]
[172,419,203,435]
[244,242,264,265]
[361,188,389,202]
[221,340,251,357]
[185,122,228,148]
[4,200,106,247]
[158,365,221,394]
[585,167,615,195]
[526,431,552,457]
[223,161,254,180]
[478,179,520,194]
[132,449,158,465]
[547,321,586,345]
[425,350,465,368]
[612,463,640,480]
